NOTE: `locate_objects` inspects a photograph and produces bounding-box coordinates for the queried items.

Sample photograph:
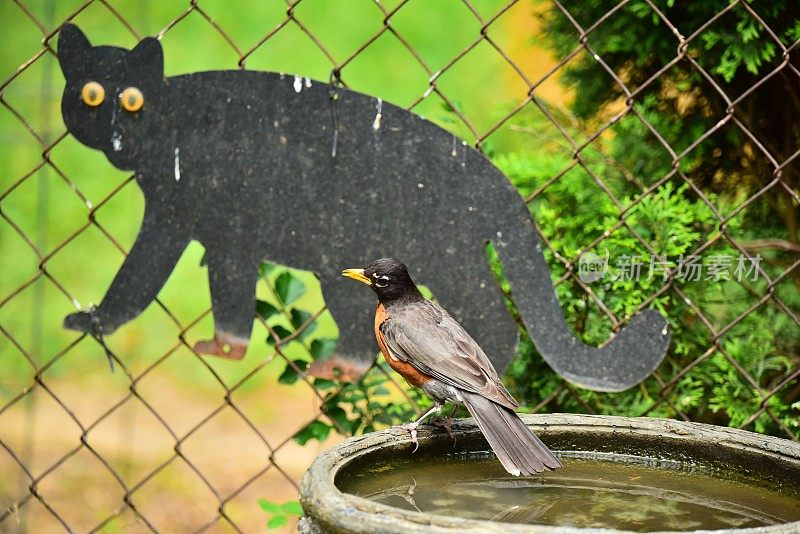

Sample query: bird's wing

[380,301,518,409]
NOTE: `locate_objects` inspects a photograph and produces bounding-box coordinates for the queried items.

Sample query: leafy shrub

[498,0,799,437]
[258,499,303,530]
[255,263,425,446]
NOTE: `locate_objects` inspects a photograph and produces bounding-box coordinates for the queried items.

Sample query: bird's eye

[81,81,105,107]
[120,87,144,112]
[375,275,389,288]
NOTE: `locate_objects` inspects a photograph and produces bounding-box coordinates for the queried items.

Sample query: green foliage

[256,263,423,446]
[537,0,799,111]
[292,368,422,443]
[497,0,800,438]
[258,499,303,530]
[534,0,799,230]
[497,116,799,437]
[275,271,306,307]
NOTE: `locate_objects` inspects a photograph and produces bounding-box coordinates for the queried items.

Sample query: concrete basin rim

[299,413,800,534]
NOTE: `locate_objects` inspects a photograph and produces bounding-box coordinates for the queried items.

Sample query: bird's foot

[429,417,456,445]
[397,422,420,453]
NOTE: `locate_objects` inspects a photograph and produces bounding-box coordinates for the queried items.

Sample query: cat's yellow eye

[120,87,144,112]
[81,81,105,107]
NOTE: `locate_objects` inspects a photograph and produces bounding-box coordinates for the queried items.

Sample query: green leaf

[290,308,317,338]
[349,418,363,434]
[313,378,336,390]
[267,516,287,529]
[266,325,293,346]
[259,261,276,278]
[294,420,332,445]
[282,501,303,516]
[275,272,305,306]
[325,405,349,429]
[256,299,280,320]
[310,338,337,360]
[278,359,307,384]
[259,499,302,528]
[258,499,281,513]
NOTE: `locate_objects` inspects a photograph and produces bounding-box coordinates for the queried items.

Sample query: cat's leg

[194,251,259,360]
[64,208,189,336]
[307,271,376,381]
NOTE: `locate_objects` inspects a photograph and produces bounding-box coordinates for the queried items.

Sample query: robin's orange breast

[375,303,431,388]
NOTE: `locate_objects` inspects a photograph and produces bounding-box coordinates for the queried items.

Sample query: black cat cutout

[57,24,670,392]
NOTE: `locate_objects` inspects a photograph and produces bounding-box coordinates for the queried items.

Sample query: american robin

[343,258,561,476]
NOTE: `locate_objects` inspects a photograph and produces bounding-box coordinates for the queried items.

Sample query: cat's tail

[493,214,670,392]
[461,390,560,476]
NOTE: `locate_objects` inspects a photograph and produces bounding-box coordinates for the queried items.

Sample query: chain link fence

[1,0,798,531]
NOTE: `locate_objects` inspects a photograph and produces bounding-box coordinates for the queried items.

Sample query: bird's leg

[430,404,458,444]
[398,402,442,453]
[414,402,444,425]
[400,476,421,513]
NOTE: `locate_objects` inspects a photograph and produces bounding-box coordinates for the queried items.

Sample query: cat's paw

[307,355,371,382]
[63,311,93,333]
[194,333,248,360]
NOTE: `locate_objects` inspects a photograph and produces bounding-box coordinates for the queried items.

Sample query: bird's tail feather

[461,391,561,476]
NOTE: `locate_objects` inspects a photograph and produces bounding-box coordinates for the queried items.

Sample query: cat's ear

[129,37,164,80]
[58,23,92,79]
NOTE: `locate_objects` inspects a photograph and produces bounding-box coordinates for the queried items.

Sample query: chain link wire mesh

[0,0,798,531]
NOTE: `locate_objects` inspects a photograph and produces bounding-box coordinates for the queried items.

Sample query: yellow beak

[342,268,371,286]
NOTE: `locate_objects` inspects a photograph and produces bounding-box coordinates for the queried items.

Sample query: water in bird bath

[337,452,800,531]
